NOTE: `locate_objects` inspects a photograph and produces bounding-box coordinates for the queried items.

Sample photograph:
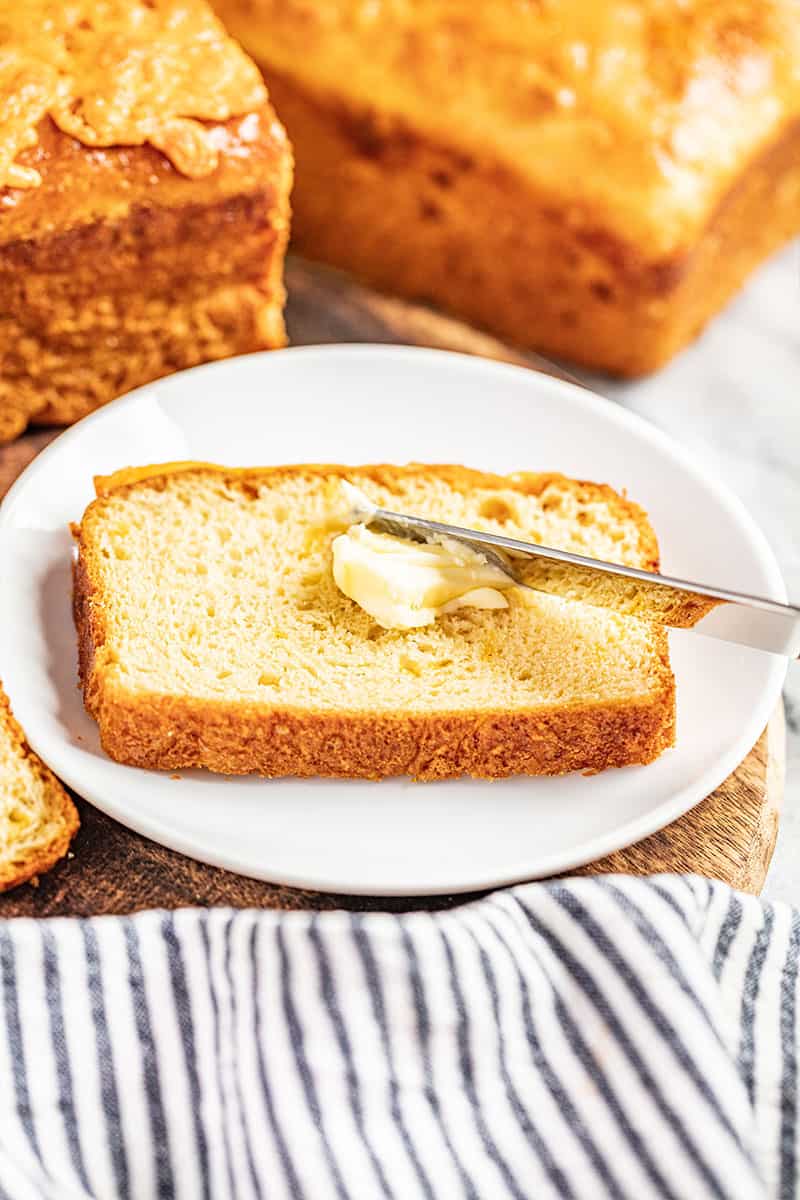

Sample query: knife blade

[361,504,799,658]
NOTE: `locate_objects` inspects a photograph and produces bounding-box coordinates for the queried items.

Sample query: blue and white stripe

[0,875,795,1199]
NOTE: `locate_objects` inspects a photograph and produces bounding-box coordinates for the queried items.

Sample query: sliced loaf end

[0,688,79,892]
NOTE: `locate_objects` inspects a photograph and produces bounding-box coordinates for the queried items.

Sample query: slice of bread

[74,463,675,780]
[0,687,79,892]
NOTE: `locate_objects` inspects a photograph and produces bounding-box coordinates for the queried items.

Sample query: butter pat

[332,524,513,630]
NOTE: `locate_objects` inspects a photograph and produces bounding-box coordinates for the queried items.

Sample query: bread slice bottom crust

[77,679,676,781]
[0,690,79,892]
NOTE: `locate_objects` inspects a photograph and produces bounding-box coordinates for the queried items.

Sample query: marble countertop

[597,243,799,902]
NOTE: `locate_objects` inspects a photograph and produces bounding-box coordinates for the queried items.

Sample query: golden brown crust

[214,0,800,252]
[1,109,289,246]
[74,461,675,780]
[76,678,676,782]
[0,107,292,440]
[260,68,800,375]
[0,689,79,893]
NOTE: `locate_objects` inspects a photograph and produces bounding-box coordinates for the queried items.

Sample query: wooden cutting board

[0,259,786,917]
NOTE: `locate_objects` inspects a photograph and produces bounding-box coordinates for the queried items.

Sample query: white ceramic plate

[0,346,788,895]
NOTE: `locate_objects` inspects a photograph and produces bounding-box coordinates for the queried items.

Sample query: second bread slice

[1,687,79,892]
[74,463,675,780]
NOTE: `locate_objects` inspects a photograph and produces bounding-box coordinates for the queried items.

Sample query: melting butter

[332,523,513,630]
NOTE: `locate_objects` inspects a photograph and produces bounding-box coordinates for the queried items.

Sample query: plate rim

[0,343,789,894]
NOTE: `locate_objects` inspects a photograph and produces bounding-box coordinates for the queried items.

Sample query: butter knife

[351,497,799,658]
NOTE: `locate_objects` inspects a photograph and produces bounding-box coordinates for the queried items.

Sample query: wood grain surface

[0,257,786,916]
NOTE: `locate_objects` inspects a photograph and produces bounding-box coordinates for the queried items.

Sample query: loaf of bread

[213,0,800,376]
[0,1,292,443]
[73,462,675,780]
[0,686,78,892]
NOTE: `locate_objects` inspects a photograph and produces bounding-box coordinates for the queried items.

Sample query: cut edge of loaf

[0,688,79,893]
[74,461,675,781]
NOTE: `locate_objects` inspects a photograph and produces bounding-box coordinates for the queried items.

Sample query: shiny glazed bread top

[214,0,800,252]
[0,0,268,189]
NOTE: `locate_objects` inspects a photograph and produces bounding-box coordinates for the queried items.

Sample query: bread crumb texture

[75,463,676,779]
[0,687,79,892]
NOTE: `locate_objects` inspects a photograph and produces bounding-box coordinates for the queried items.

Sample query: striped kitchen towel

[0,874,797,1200]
